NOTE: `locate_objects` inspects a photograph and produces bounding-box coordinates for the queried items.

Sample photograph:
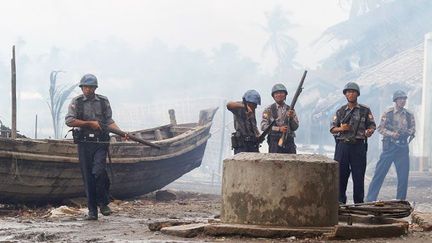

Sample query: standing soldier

[261,83,299,154]
[330,82,376,204]
[227,90,261,154]
[367,90,415,201]
[65,74,123,220]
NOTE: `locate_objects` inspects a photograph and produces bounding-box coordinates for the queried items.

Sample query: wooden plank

[329,223,408,239]
[161,223,208,238]
[204,223,333,238]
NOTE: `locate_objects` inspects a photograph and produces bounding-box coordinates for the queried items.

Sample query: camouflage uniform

[65,93,114,216]
[367,107,415,201]
[229,106,260,154]
[261,103,299,154]
[331,103,376,204]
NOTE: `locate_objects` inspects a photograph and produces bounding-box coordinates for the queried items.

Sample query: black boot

[100,205,112,216]
[84,211,98,220]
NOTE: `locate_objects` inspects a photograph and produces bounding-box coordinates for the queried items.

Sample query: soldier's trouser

[366,144,409,201]
[267,134,296,154]
[78,142,110,213]
[234,141,259,154]
[334,141,367,204]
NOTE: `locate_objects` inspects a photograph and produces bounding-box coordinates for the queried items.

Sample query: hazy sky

[0,0,347,69]
[0,0,348,137]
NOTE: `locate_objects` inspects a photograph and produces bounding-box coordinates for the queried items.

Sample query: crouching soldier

[261,84,299,154]
[227,90,261,154]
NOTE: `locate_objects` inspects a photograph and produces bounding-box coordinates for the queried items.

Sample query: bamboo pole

[35,114,38,139]
[11,45,17,139]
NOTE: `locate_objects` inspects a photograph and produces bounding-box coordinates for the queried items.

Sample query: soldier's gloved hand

[245,104,254,116]
[88,121,102,130]
[279,126,288,133]
[287,109,295,118]
[340,123,351,132]
[365,128,374,137]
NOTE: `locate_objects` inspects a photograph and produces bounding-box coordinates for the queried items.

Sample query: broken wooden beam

[412,212,432,231]
[160,223,208,238]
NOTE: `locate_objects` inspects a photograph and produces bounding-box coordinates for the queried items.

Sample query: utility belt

[382,137,408,150]
[72,128,110,143]
[337,138,365,145]
[231,132,257,149]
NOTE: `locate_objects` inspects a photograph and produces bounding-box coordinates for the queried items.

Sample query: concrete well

[221,153,339,227]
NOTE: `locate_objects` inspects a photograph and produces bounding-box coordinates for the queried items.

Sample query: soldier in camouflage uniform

[65,74,124,220]
[367,90,415,201]
[261,83,299,154]
[227,90,261,154]
[330,82,376,204]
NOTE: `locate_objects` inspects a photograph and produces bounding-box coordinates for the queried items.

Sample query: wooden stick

[11,46,17,139]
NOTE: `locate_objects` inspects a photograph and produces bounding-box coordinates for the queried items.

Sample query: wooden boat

[0,108,217,204]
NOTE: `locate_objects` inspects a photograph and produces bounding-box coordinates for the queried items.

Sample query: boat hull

[0,108,217,204]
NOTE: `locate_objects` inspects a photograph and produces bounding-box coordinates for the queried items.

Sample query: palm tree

[262,5,298,72]
[48,71,78,139]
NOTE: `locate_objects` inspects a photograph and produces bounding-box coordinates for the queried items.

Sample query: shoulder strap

[405,111,412,128]
[359,106,368,118]
[353,106,367,137]
[98,95,108,122]
[270,103,278,120]
[76,96,84,120]
[336,105,348,124]
[387,109,394,124]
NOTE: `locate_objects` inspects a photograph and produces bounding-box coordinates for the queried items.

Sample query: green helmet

[343,82,360,96]
[271,83,287,96]
[393,90,407,102]
[79,74,98,87]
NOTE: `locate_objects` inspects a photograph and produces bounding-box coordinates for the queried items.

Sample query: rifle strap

[337,105,349,125]
[270,103,278,121]
[353,106,368,137]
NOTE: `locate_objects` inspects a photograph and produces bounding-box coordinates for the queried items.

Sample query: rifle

[100,122,161,149]
[257,119,276,144]
[334,107,356,143]
[278,70,307,147]
[341,107,356,124]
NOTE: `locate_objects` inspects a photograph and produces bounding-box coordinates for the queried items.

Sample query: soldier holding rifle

[65,74,124,220]
[367,90,415,202]
[330,82,376,204]
[261,83,299,154]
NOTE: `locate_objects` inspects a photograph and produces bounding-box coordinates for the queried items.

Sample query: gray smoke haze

[0,1,346,138]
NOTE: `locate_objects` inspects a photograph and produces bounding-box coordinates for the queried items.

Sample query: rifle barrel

[106,127,161,149]
[279,70,307,147]
[290,70,307,109]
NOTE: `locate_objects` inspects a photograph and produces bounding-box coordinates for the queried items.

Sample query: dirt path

[0,188,432,242]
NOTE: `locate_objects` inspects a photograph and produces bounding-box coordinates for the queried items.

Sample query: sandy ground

[0,183,432,242]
